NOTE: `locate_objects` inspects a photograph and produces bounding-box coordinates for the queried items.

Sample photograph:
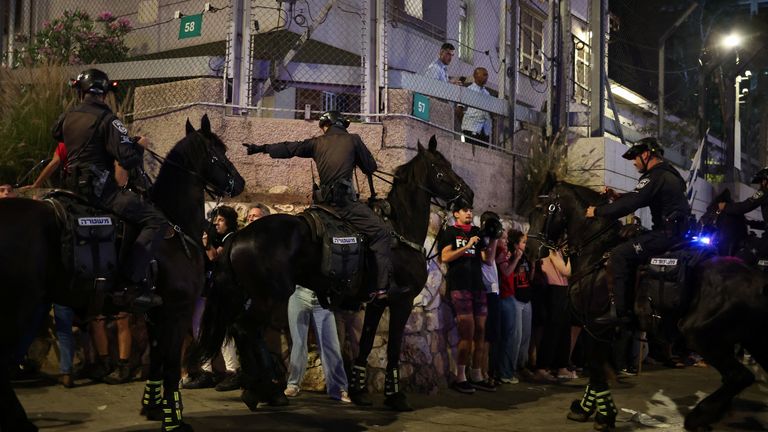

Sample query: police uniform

[722,169,768,258]
[53,94,166,286]
[258,124,393,295]
[594,148,690,316]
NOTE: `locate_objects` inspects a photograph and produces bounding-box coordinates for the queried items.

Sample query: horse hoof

[241,389,261,411]
[567,400,592,422]
[684,407,717,431]
[350,390,373,406]
[593,414,616,431]
[384,392,413,412]
[140,404,163,421]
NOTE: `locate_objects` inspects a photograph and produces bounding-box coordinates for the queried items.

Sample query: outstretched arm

[243,138,316,158]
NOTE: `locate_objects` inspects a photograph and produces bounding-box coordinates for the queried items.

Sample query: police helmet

[318,111,350,130]
[750,167,768,184]
[73,69,113,95]
[622,137,665,160]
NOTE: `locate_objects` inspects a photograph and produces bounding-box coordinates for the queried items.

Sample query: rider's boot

[384,367,413,411]
[113,260,163,312]
[593,388,618,431]
[567,384,597,422]
[349,364,373,406]
[139,379,163,420]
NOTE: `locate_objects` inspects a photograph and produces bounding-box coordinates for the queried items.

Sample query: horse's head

[415,135,474,208]
[184,114,246,198]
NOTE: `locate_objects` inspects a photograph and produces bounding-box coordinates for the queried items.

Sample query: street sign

[412,93,430,121]
[179,14,203,39]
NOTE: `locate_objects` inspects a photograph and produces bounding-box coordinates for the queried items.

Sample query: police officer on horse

[243,111,406,300]
[718,167,768,249]
[53,68,164,308]
[585,137,690,324]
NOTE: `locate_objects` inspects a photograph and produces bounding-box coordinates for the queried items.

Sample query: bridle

[372,161,466,211]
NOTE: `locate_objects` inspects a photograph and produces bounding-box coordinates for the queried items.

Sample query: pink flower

[53,22,65,32]
[97,11,114,21]
[117,17,132,29]
[42,20,50,28]
[109,21,120,30]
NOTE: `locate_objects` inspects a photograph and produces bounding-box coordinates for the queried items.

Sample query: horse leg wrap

[594,389,617,431]
[349,364,373,406]
[567,385,596,422]
[161,390,184,432]
[383,367,413,412]
[140,380,163,420]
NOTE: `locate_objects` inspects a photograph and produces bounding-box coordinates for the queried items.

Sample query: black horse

[195,136,473,411]
[0,114,245,432]
[527,178,768,432]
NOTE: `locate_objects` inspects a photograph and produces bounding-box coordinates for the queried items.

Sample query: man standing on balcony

[424,42,455,82]
[460,67,492,147]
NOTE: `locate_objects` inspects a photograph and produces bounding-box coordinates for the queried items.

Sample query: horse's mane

[556,181,609,208]
[152,131,210,205]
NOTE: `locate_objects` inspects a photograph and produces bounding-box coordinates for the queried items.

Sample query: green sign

[412,93,430,121]
[179,14,203,39]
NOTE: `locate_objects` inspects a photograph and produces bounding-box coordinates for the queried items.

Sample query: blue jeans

[498,296,519,379]
[515,298,533,369]
[287,286,348,397]
[54,304,76,374]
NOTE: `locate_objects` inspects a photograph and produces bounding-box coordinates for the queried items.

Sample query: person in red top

[438,201,489,394]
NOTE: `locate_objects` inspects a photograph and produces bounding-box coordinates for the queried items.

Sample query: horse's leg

[0,348,38,432]
[684,334,754,431]
[349,298,387,406]
[139,308,164,421]
[382,294,415,412]
[155,302,195,432]
[568,329,617,432]
[235,308,289,411]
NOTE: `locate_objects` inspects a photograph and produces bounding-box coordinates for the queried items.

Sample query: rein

[144,145,235,199]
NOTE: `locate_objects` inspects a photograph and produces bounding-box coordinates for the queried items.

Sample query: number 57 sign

[179,14,203,39]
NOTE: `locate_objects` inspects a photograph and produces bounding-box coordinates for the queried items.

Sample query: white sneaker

[284,385,300,397]
[339,390,352,403]
[499,376,519,384]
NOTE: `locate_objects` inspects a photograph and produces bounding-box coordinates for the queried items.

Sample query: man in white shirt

[460,67,493,147]
[424,42,455,82]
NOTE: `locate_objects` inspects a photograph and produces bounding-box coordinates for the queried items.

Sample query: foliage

[17,10,132,66]
[516,129,569,214]
[0,64,76,184]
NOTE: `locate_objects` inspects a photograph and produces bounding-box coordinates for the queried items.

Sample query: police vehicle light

[697,236,712,245]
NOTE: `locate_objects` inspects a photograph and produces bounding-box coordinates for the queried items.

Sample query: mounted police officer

[585,137,690,324]
[243,111,405,300]
[718,167,768,258]
[53,68,163,308]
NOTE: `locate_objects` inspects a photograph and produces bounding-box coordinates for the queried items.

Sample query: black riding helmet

[622,137,665,160]
[72,68,114,95]
[318,111,350,130]
[751,167,768,184]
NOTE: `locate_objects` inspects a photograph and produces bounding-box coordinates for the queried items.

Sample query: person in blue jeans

[54,304,77,387]
[284,285,351,403]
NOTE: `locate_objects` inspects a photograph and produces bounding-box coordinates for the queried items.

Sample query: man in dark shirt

[718,168,768,259]
[438,201,489,393]
[243,111,400,300]
[53,68,165,307]
[586,137,690,323]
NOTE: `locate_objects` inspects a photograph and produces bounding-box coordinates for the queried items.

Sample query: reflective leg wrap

[384,367,399,396]
[141,380,163,408]
[161,390,184,431]
[351,365,367,393]
[594,389,618,431]
[568,384,596,422]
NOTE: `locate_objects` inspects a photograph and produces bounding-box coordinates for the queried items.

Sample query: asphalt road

[15,363,768,432]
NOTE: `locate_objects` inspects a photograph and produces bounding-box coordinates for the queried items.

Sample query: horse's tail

[190,238,244,366]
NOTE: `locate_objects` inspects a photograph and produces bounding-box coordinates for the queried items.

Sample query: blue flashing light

[697,236,712,245]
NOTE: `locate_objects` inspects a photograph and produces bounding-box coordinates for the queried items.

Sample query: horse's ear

[539,171,558,195]
[201,114,211,135]
[428,135,437,152]
[185,118,195,136]
[417,140,425,152]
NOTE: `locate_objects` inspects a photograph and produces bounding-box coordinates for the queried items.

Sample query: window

[573,35,591,104]
[294,88,361,119]
[390,0,446,41]
[519,7,544,80]
[458,0,473,62]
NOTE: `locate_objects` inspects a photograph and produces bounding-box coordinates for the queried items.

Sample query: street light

[722,33,743,49]
[734,70,751,172]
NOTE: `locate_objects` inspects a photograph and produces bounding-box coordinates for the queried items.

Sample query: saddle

[635,239,717,329]
[45,190,119,304]
[298,204,367,299]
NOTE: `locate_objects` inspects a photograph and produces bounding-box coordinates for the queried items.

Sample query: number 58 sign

[179,14,203,39]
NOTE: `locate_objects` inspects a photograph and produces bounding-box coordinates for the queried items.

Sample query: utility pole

[658,2,698,143]
[500,0,518,150]
[589,0,606,137]
[557,0,571,141]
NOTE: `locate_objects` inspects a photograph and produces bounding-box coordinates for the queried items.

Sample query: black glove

[243,143,266,155]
